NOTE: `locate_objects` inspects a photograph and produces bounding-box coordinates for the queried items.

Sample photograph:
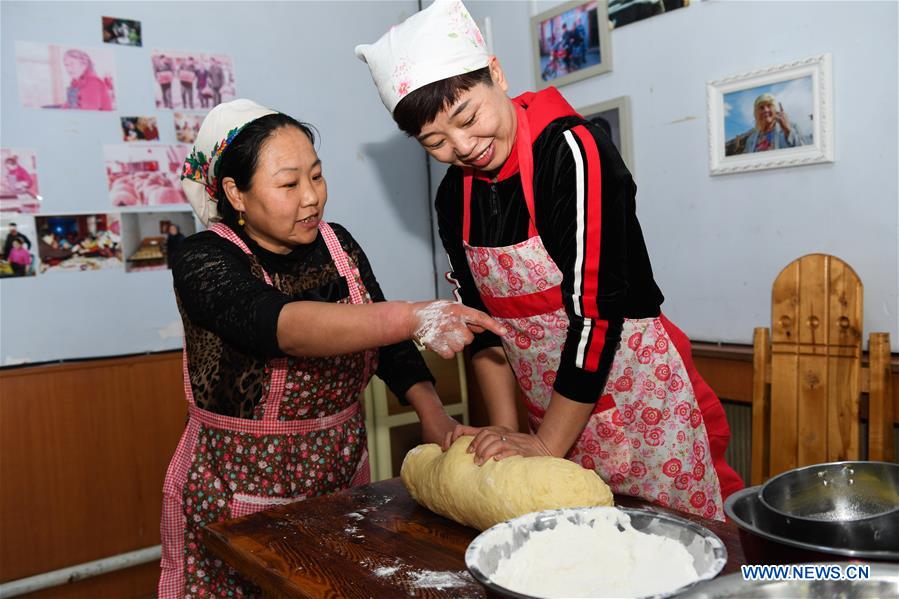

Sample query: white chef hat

[355,0,489,114]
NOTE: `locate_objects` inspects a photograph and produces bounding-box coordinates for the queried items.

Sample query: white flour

[412,300,466,355]
[491,511,698,598]
[407,569,475,590]
[373,565,400,577]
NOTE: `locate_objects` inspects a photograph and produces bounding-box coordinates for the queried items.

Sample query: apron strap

[462,103,538,244]
[208,223,287,420]
[316,221,377,386]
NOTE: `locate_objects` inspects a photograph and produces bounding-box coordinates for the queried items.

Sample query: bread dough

[400,436,613,530]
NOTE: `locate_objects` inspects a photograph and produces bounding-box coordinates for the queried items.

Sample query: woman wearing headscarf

[158,99,503,597]
[62,49,112,111]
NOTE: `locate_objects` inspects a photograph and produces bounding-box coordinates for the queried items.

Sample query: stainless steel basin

[758,461,899,552]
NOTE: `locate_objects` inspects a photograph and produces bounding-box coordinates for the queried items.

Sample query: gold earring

[237,212,245,226]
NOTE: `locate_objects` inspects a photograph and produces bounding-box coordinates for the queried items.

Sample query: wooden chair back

[751,254,893,485]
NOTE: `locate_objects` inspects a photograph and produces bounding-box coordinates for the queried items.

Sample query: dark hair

[215,113,317,227]
[392,67,493,137]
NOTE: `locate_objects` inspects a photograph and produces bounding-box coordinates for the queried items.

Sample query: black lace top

[172,222,434,418]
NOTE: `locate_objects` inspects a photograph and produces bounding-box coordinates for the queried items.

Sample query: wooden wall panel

[0,351,185,597]
[0,344,893,598]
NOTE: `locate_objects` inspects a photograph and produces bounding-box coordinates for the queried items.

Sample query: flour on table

[491,510,698,598]
[373,565,400,577]
[407,569,475,590]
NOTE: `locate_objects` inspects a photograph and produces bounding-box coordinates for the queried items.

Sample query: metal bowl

[758,461,899,552]
[725,485,899,560]
[464,506,727,599]
[680,562,899,598]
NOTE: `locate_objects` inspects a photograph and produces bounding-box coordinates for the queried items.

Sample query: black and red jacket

[436,87,664,404]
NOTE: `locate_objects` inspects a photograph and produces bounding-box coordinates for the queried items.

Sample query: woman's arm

[471,346,518,430]
[441,345,521,451]
[404,381,460,445]
[174,233,503,361]
[276,298,501,359]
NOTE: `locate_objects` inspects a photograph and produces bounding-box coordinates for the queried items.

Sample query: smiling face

[415,59,517,174]
[223,126,327,253]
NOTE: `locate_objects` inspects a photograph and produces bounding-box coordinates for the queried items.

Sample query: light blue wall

[1,1,437,364]
[3,1,896,364]
[431,0,898,349]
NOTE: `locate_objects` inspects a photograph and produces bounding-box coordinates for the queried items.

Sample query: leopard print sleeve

[172,231,292,359]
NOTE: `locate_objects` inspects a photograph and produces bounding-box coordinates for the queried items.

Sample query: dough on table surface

[400,436,613,530]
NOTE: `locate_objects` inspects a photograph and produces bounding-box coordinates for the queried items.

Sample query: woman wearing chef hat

[356,0,743,522]
[158,98,504,597]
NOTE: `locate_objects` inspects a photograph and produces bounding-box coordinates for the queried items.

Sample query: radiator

[721,401,899,487]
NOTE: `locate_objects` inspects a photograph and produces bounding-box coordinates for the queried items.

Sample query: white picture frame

[578,96,634,174]
[707,53,834,175]
[531,0,612,90]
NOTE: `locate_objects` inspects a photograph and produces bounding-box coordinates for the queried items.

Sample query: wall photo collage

[1,16,228,279]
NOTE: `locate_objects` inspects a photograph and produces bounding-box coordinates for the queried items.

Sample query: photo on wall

[120,116,160,142]
[102,16,142,47]
[151,50,236,111]
[174,112,205,144]
[15,41,115,111]
[578,96,634,173]
[1,148,41,214]
[608,0,689,29]
[707,54,833,175]
[35,213,122,273]
[121,211,196,273]
[104,144,190,208]
[0,215,38,278]
[532,0,612,89]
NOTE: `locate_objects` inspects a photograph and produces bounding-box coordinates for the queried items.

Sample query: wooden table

[204,478,747,598]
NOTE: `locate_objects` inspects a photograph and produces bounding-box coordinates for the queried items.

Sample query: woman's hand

[442,424,552,465]
[408,300,506,359]
[775,102,792,136]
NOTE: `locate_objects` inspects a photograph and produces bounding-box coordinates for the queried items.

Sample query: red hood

[476,87,580,181]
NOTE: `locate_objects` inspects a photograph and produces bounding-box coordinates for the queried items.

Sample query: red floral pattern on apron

[461,104,731,521]
[159,222,376,598]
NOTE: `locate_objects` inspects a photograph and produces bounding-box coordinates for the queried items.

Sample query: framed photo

[532,0,612,89]
[707,54,833,175]
[609,0,689,29]
[578,96,634,173]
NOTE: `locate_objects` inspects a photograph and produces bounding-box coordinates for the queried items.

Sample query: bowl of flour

[465,506,727,598]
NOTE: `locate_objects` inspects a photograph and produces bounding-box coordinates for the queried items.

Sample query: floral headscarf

[180,99,276,225]
[355,0,488,114]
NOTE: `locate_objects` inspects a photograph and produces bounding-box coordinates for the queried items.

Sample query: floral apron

[462,105,739,521]
[159,222,376,598]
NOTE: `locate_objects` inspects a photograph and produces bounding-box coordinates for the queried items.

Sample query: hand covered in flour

[443,424,553,465]
[409,300,506,359]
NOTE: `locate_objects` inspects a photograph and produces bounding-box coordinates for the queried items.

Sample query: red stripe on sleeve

[572,125,602,320]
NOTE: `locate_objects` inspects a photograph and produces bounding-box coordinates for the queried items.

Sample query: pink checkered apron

[159,222,375,598]
[460,105,740,521]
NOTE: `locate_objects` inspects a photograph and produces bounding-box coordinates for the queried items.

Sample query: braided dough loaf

[400,436,613,530]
